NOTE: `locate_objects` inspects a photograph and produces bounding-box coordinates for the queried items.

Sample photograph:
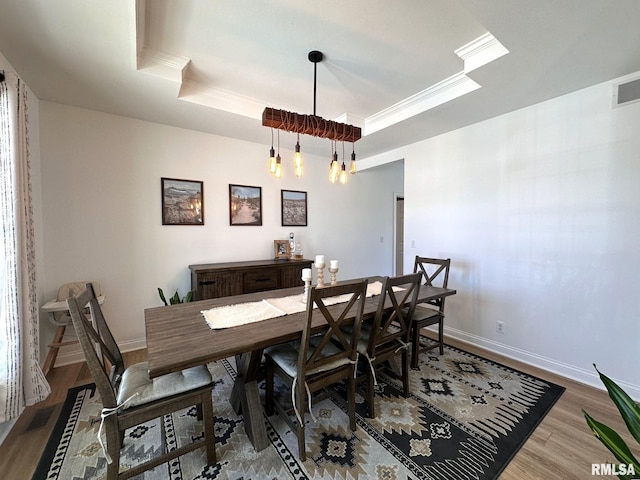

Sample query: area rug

[33,343,564,479]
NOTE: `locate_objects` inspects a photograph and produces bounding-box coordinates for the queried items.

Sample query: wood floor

[0,339,630,480]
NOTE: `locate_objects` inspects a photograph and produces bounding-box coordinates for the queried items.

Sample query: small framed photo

[274,240,291,260]
[281,189,307,227]
[161,177,204,225]
[229,184,262,226]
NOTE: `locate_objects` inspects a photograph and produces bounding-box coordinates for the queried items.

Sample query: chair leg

[295,381,307,461]
[202,392,216,465]
[106,424,121,480]
[265,360,274,416]
[349,367,358,427]
[365,363,375,418]
[402,348,410,398]
[438,318,444,355]
[411,323,420,369]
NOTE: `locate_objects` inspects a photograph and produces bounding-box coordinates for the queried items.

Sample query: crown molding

[131,4,507,139]
[455,32,509,73]
[363,33,508,136]
[179,78,265,119]
[364,72,480,135]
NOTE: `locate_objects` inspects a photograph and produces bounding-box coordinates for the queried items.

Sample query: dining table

[144,276,456,451]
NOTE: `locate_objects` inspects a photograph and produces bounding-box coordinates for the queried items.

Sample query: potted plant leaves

[583,365,640,479]
[158,288,194,306]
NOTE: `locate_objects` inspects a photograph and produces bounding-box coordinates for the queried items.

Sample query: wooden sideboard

[189,259,313,300]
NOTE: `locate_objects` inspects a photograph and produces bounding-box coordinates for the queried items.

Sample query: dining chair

[264,279,368,461]
[406,256,451,367]
[352,273,421,418]
[66,283,216,479]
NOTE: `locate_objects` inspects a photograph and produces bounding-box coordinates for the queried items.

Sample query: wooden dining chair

[264,279,368,461]
[352,273,421,417]
[406,256,451,367]
[67,283,216,480]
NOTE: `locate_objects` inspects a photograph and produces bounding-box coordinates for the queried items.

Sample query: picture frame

[229,184,262,226]
[161,177,204,225]
[273,240,291,260]
[281,189,307,227]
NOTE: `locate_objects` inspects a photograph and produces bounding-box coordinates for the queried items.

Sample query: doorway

[394,195,404,275]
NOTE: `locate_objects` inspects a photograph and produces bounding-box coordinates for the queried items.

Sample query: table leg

[230,349,269,451]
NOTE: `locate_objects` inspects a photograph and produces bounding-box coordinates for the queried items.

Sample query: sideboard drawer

[195,272,242,299]
[243,269,279,293]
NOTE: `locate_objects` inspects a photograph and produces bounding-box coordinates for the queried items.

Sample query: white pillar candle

[329,260,339,269]
[315,255,325,267]
[301,268,312,281]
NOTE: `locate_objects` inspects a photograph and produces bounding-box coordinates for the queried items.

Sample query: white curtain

[0,71,50,423]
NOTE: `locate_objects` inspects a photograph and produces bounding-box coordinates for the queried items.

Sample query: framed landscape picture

[229,184,262,226]
[161,177,204,225]
[281,189,307,226]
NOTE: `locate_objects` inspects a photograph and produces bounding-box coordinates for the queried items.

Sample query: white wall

[369,72,640,396]
[38,102,403,365]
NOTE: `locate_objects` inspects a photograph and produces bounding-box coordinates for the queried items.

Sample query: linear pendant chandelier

[263,51,360,183]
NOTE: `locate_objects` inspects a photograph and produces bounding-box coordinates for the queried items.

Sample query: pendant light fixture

[293,133,303,177]
[263,50,360,183]
[329,141,339,183]
[349,142,357,175]
[268,128,277,174]
[339,142,348,184]
[274,130,282,178]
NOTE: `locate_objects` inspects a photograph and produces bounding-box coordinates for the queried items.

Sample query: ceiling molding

[364,72,481,136]
[132,3,507,140]
[137,47,190,83]
[179,78,265,118]
[455,32,509,74]
[363,33,507,136]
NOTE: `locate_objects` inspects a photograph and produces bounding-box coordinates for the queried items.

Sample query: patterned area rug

[33,344,564,479]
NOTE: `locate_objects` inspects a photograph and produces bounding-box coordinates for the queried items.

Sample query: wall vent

[613,77,640,108]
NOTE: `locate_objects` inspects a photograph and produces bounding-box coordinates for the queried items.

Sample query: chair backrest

[298,279,368,378]
[368,273,421,355]
[66,283,123,409]
[53,281,102,323]
[413,256,451,310]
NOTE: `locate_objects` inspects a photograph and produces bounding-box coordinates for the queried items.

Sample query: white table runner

[202,281,388,330]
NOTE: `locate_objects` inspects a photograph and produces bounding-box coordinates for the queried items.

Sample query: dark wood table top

[144,278,456,378]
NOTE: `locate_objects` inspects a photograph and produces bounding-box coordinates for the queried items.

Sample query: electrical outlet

[496,321,505,334]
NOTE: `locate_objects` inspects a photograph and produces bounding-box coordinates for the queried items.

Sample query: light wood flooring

[0,339,631,479]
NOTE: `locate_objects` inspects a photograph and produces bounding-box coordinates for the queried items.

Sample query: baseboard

[51,338,148,368]
[444,326,640,399]
[0,419,17,446]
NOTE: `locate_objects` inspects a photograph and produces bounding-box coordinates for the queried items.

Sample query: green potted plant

[157,287,194,306]
[583,365,640,479]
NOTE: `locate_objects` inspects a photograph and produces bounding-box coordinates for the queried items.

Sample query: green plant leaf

[595,364,640,445]
[583,410,640,476]
[170,290,180,304]
[184,290,194,303]
[158,288,168,306]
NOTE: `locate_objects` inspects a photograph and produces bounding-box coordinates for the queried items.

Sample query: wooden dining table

[144,277,456,451]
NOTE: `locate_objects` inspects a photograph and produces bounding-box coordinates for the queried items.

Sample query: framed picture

[274,240,290,260]
[161,177,204,225]
[229,184,262,226]
[281,189,307,227]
